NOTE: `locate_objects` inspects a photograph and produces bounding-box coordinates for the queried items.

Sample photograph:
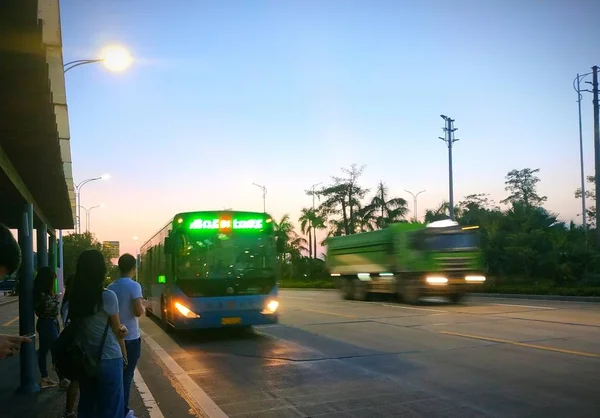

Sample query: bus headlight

[465,275,486,283]
[174,302,200,318]
[426,276,448,285]
[262,300,279,314]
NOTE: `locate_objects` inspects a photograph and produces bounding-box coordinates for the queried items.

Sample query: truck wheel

[353,279,367,301]
[403,285,420,305]
[342,279,355,300]
[450,293,465,304]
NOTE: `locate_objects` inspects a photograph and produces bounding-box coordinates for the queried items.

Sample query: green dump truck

[326,220,486,304]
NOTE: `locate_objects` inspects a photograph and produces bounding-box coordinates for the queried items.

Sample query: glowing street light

[101,45,134,72]
[64,45,134,73]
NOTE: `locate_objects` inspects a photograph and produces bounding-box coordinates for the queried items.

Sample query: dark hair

[33,267,56,304]
[118,253,136,275]
[0,224,21,276]
[61,274,76,308]
[68,249,107,319]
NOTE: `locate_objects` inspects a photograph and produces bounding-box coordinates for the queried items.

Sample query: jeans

[78,358,124,418]
[123,338,141,415]
[36,317,59,379]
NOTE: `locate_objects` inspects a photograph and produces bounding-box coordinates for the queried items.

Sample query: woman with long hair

[33,266,61,389]
[60,273,79,418]
[68,249,128,418]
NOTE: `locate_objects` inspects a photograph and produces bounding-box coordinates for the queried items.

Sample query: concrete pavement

[5,290,597,417]
[0,299,160,418]
[137,290,600,418]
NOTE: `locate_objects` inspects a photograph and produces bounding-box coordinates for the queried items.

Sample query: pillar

[48,232,58,293]
[57,230,64,295]
[36,225,48,269]
[17,204,39,394]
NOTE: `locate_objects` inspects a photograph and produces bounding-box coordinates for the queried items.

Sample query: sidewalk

[0,300,151,418]
[0,294,18,306]
[0,354,151,418]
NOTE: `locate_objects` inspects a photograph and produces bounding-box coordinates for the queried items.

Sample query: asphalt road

[138,290,600,418]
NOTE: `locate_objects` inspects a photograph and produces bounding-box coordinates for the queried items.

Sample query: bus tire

[161,297,174,333]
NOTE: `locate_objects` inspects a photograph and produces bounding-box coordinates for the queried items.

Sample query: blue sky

[60,0,600,254]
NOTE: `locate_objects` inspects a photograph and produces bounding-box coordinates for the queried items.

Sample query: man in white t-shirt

[108,253,147,418]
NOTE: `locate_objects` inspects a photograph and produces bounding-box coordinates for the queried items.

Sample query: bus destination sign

[189,218,263,230]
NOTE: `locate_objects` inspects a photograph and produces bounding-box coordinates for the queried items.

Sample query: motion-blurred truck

[326,220,486,304]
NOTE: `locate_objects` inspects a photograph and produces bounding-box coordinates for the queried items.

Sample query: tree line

[274,165,600,290]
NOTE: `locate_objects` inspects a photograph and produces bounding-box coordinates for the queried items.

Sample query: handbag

[52,316,110,380]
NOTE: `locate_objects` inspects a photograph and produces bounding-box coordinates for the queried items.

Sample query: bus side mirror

[164,236,172,255]
[276,236,285,254]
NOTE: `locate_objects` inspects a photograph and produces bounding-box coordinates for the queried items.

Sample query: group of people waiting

[0,224,147,418]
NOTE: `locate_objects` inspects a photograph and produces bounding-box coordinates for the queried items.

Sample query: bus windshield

[176,232,276,280]
[424,232,479,251]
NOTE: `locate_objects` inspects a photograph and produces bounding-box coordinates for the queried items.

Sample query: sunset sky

[60,0,600,257]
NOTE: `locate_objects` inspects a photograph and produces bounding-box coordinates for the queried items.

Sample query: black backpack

[52,316,110,380]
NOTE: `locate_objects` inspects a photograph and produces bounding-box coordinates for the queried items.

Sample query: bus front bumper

[172,309,279,330]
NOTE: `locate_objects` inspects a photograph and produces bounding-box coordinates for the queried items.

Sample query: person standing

[60,274,79,418]
[33,266,63,389]
[69,249,127,418]
[108,253,146,418]
[0,224,31,360]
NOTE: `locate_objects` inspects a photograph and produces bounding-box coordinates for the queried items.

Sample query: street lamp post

[574,72,592,229]
[309,182,323,259]
[64,59,103,73]
[405,189,426,222]
[80,204,103,232]
[74,175,109,233]
[133,236,140,280]
[439,115,459,220]
[252,183,267,213]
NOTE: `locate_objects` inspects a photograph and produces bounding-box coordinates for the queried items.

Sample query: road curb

[0,298,18,307]
[471,293,600,303]
[140,330,229,418]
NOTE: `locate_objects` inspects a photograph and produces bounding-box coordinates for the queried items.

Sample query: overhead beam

[0,143,53,229]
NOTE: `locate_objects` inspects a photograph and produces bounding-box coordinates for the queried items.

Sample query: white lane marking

[493,303,556,310]
[133,368,165,418]
[380,303,448,313]
[141,330,229,418]
[280,296,314,300]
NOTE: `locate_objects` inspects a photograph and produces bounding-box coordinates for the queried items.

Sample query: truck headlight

[174,302,200,318]
[426,276,448,285]
[465,275,486,282]
[262,300,279,314]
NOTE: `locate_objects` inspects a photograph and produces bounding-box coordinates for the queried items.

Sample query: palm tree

[273,214,308,278]
[356,182,409,231]
[298,208,315,258]
[312,210,327,258]
[423,201,463,223]
[273,214,294,262]
[424,201,451,223]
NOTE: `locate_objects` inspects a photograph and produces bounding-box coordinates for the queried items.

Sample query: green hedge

[279,278,600,296]
[481,284,600,297]
[279,278,336,289]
